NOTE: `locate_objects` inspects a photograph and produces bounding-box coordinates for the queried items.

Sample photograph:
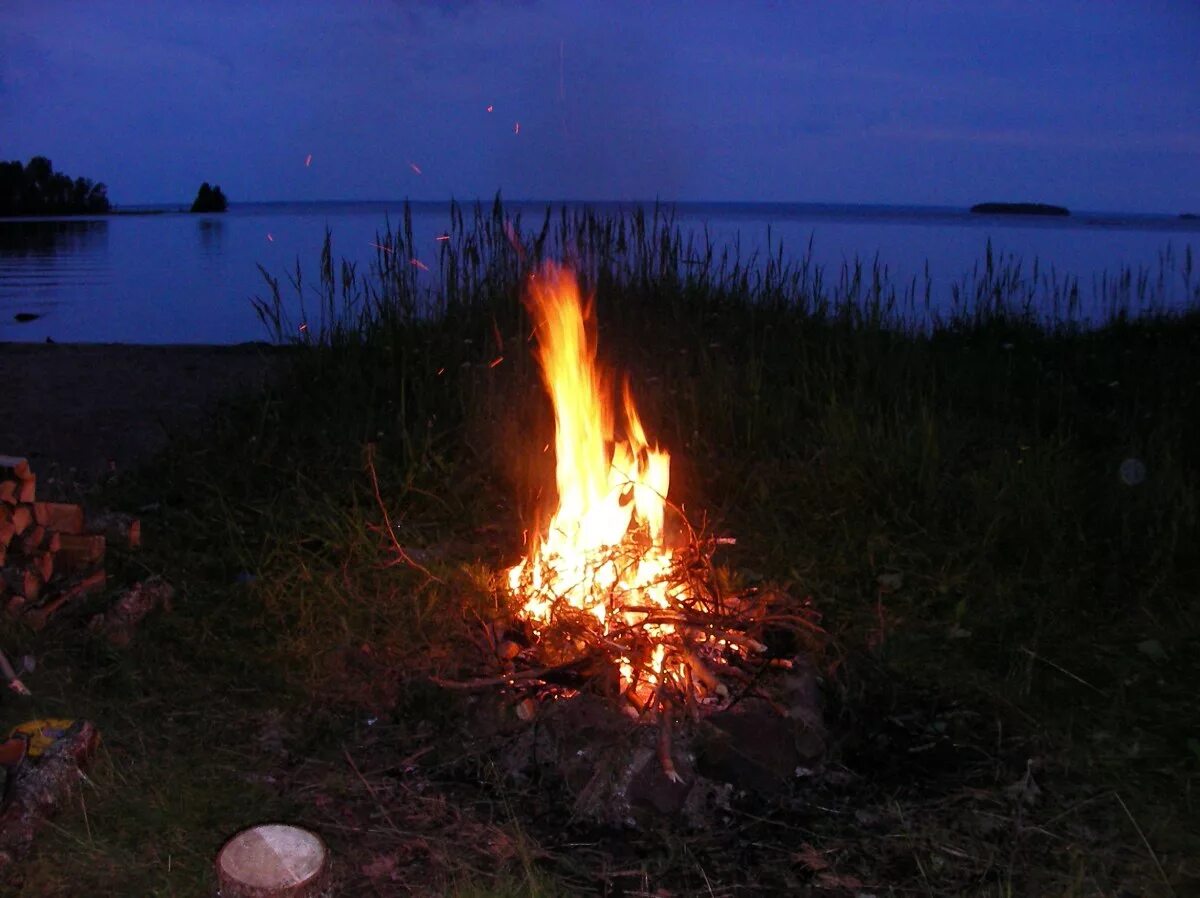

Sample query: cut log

[55,533,105,573]
[215,824,331,898]
[0,457,32,481]
[34,552,53,584]
[33,503,84,535]
[8,506,31,538]
[20,570,42,605]
[0,720,101,871]
[23,570,106,631]
[16,477,34,504]
[88,576,174,647]
[0,522,12,550]
[87,512,141,549]
[0,482,15,504]
[20,525,45,556]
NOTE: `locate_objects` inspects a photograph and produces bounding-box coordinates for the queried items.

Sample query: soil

[0,342,285,498]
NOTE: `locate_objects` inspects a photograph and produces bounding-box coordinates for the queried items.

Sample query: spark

[410,258,429,271]
[486,104,494,113]
[489,356,504,368]
[370,242,394,254]
[409,162,422,175]
[266,233,274,242]
[305,154,312,167]
[436,367,445,376]
[514,121,520,135]
[299,322,308,333]
[435,233,450,242]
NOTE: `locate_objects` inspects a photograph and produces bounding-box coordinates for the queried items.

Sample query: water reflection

[0,218,109,257]
[197,217,225,254]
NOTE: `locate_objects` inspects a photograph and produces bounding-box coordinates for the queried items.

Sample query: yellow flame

[507,264,685,700]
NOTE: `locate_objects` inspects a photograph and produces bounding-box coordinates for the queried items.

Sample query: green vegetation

[0,156,111,216]
[3,200,1198,895]
[190,181,228,213]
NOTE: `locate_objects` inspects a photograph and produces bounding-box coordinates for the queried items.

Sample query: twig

[364,442,442,584]
[1019,645,1104,694]
[0,649,30,697]
[429,667,556,691]
[1113,790,1175,896]
[342,746,404,836]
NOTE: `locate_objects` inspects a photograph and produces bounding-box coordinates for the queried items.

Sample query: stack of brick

[0,455,139,630]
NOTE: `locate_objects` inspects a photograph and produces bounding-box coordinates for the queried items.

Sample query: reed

[9,197,1196,895]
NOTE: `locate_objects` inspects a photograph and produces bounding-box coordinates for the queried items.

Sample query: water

[0,201,1196,344]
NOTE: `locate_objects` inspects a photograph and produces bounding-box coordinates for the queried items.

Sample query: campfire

[505,265,747,716]
[439,263,824,812]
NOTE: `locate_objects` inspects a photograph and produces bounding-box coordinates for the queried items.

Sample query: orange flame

[507,265,686,700]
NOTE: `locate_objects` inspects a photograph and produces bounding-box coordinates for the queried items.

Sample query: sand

[0,342,284,498]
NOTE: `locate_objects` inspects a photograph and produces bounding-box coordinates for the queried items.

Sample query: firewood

[34,552,53,584]
[215,824,330,898]
[44,532,61,553]
[0,720,101,871]
[32,502,84,535]
[16,477,34,504]
[8,506,31,538]
[20,525,45,556]
[0,456,32,481]
[86,512,141,549]
[54,533,105,573]
[22,570,106,631]
[0,648,30,696]
[4,596,25,619]
[21,570,42,605]
[87,576,174,647]
[0,523,12,551]
[0,482,14,504]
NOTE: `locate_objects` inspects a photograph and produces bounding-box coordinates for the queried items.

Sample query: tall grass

[18,197,1193,895]
[242,197,1200,892]
[245,199,1199,722]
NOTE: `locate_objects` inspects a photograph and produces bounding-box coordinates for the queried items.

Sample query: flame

[507,264,687,702]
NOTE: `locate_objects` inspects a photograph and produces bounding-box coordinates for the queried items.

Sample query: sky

[2,1,1198,212]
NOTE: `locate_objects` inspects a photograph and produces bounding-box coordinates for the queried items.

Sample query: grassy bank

[3,200,1197,896]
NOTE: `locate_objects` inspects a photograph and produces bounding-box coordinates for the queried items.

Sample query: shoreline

[0,342,285,497]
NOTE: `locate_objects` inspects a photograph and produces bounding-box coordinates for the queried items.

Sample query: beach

[0,342,281,496]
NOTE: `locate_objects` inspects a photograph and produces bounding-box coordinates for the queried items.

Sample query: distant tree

[0,157,112,215]
[190,181,228,213]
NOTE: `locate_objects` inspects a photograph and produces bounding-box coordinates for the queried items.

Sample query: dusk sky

[2,1,1198,212]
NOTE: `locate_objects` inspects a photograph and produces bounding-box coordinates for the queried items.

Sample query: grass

[2,198,1198,895]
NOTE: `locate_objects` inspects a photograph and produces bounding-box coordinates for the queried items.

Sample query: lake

[1,200,1197,344]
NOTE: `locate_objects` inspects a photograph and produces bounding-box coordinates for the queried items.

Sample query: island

[0,156,111,216]
[970,202,1070,216]
[190,182,228,213]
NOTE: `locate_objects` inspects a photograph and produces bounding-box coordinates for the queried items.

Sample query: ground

[0,343,282,493]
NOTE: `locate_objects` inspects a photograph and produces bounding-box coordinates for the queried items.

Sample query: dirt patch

[0,342,285,497]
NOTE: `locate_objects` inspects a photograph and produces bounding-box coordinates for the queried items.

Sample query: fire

[507,264,691,703]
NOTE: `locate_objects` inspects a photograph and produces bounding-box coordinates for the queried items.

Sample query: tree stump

[215,824,330,898]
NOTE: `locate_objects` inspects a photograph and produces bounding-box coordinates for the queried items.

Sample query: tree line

[0,156,111,216]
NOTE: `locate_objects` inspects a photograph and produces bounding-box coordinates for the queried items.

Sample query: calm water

[1,201,1197,344]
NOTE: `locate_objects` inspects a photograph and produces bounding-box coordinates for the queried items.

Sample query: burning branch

[435,265,824,756]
